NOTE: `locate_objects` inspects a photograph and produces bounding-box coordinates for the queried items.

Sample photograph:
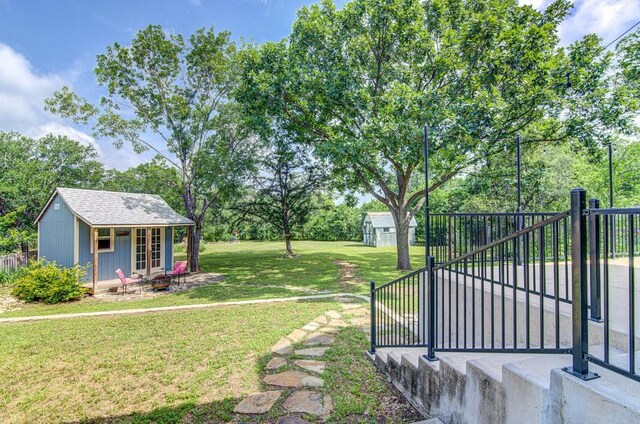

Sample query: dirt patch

[333,260,364,290]
[0,293,22,314]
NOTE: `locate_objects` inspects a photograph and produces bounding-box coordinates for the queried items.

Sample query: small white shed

[362,212,417,247]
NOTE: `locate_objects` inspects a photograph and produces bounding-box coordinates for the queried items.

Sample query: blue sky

[0,0,638,169]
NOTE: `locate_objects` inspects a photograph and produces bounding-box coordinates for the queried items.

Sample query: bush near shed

[11,260,86,304]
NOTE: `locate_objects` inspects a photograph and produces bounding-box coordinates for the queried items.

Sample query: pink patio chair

[166,261,188,286]
[116,269,143,295]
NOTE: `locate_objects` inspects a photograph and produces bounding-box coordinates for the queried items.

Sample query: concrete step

[411,419,444,424]
[373,345,640,424]
[400,349,426,369]
[502,354,572,424]
[468,353,537,383]
[550,362,640,423]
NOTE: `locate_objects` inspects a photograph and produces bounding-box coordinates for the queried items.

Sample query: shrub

[11,260,86,304]
[0,268,22,286]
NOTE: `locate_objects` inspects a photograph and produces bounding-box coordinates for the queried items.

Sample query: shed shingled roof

[36,188,194,227]
[363,212,417,228]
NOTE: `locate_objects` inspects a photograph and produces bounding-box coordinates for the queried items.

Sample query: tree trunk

[284,232,294,258]
[394,216,412,270]
[182,182,201,273]
[190,219,202,271]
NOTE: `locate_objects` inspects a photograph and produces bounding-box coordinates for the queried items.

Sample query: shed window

[383,227,390,233]
[92,228,114,252]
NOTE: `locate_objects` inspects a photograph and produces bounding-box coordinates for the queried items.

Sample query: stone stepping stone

[294,347,329,357]
[313,315,329,324]
[277,417,313,424]
[316,326,338,334]
[271,338,294,355]
[302,322,320,331]
[234,391,282,414]
[304,333,335,346]
[286,329,307,343]
[325,310,342,319]
[328,319,349,327]
[294,359,326,374]
[350,317,369,326]
[263,370,323,388]
[266,357,288,370]
[282,390,334,416]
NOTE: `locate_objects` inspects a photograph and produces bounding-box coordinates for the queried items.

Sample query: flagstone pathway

[233,300,371,421]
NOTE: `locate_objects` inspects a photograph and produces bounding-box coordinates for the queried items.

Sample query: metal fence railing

[370,269,426,349]
[429,212,561,265]
[370,188,640,384]
[428,211,572,354]
[585,201,640,382]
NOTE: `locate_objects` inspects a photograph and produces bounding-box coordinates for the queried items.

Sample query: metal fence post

[425,256,438,361]
[564,188,599,380]
[588,198,602,321]
[369,281,376,354]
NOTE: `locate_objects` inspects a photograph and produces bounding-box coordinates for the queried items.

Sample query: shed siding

[362,218,417,248]
[38,194,75,267]
[362,216,375,247]
[164,227,173,269]
[79,222,132,281]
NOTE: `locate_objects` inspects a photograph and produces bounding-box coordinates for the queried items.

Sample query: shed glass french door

[133,228,163,274]
[150,228,161,271]
[134,228,147,274]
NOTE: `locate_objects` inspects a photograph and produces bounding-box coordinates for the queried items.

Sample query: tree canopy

[233,130,328,257]
[46,25,254,271]
[238,0,633,269]
[0,132,104,253]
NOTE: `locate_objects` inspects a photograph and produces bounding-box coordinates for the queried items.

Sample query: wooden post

[146,227,151,276]
[92,228,98,295]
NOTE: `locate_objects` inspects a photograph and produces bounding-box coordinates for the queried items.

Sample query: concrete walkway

[0,293,370,324]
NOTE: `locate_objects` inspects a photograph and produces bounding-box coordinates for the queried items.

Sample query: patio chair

[116,269,143,295]
[166,261,188,286]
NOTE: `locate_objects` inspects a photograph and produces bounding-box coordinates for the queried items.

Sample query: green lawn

[2,241,426,318]
[0,299,418,423]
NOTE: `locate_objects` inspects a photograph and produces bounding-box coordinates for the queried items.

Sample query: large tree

[0,132,104,253]
[103,156,183,213]
[234,131,328,257]
[46,25,254,271]
[239,0,631,270]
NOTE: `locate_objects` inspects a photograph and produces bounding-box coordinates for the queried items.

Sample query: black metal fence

[370,269,426,348]
[370,188,640,383]
[429,212,561,265]
[584,201,640,382]
[428,211,572,355]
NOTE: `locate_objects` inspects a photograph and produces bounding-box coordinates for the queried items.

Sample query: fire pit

[151,275,171,291]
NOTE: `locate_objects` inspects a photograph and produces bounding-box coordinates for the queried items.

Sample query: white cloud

[519,0,553,9]
[0,43,145,170]
[520,0,640,47]
[0,44,62,131]
[29,122,103,157]
[560,0,640,46]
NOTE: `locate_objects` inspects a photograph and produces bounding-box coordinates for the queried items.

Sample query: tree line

[2,0,639,270]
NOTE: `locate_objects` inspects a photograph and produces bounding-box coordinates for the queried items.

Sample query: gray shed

[362,212,417,247]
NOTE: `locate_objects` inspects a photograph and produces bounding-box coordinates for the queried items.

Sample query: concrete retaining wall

[371,348,640,424]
